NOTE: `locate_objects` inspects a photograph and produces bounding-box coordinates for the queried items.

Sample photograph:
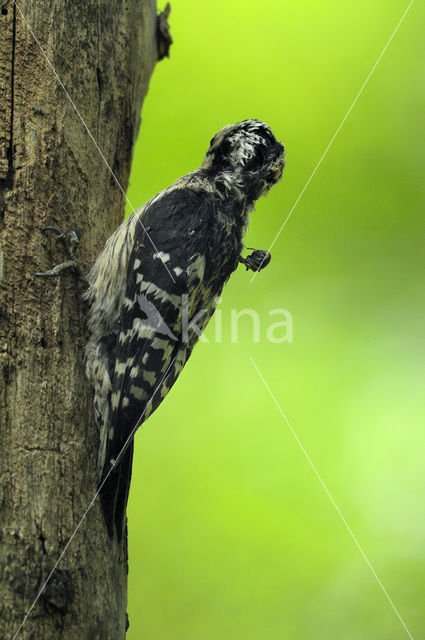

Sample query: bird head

[202,119,285,203]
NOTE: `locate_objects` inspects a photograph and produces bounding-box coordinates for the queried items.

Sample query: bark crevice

[6,1,16,182]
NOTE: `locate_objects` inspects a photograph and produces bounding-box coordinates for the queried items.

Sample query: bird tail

[99,441,134,542]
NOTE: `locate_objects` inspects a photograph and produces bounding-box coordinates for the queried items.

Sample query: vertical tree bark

[0,1,163,637]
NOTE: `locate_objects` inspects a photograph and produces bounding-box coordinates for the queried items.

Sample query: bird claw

[42,226,65,237]
[33,227,85,281]
[41,227,79,255]
[239,248,271,272]
[33,259,79,278]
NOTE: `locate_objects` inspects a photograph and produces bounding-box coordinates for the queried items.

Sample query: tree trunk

[0,1,164,637]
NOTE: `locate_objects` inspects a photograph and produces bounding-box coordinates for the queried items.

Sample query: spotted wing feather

[99,189,224,538]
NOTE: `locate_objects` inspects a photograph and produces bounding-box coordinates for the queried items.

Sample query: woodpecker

[47,120,285,539]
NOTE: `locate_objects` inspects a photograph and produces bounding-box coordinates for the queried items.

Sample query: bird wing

[99,189,216,537]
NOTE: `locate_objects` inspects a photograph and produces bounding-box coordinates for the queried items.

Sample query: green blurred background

[125,1,424,637]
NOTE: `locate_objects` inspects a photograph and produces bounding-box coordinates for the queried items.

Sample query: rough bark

[0,1,162,637]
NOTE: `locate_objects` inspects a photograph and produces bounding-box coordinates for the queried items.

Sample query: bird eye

[245,145,266,170]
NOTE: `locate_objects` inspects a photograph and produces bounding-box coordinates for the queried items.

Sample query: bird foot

[239,248,271,272]
[33,227,86,282]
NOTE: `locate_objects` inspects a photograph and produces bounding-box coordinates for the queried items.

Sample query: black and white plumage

[84,119,285,539]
